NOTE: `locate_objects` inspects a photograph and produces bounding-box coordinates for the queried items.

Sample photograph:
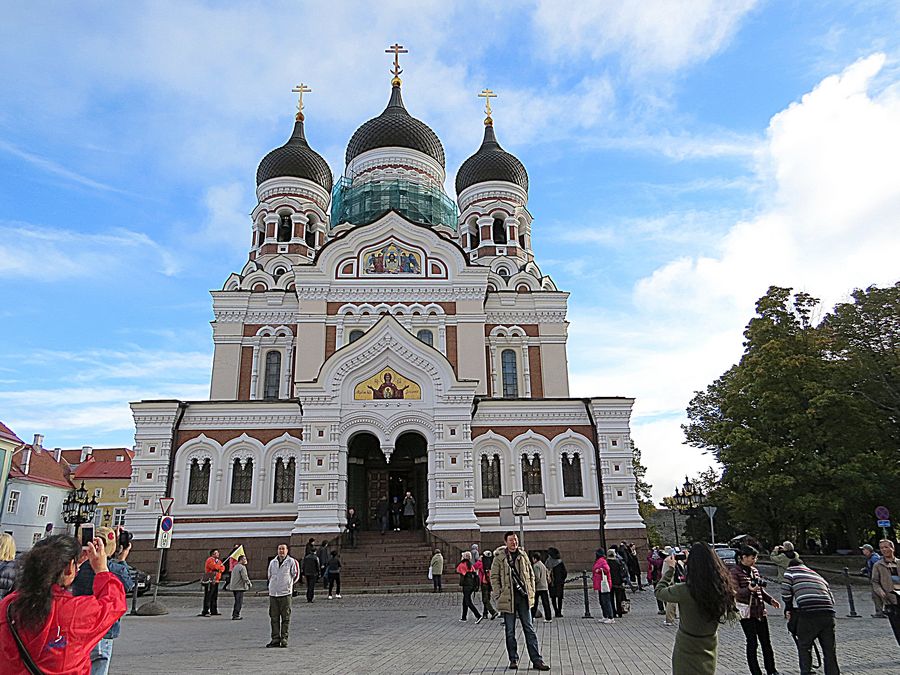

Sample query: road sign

[875,506,890,520]
[877,519,891,528]
[511,491,528,516]
[159,498,174,516]
[155,516,174,549]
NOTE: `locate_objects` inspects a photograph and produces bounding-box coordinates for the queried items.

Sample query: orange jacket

[205,556,225,583]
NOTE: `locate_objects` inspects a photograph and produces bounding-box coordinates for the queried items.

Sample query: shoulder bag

[6,604,46,675]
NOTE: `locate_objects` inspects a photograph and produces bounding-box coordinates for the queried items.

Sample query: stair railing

[424,529,464,566]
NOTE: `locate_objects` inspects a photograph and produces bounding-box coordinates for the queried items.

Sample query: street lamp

[661,495,682,547]
[62,480,99,533]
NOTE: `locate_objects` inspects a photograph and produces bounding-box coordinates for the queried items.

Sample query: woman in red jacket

[0,534,126,675]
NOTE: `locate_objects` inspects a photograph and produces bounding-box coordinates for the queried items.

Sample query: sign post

[702,505,718,544]
[512,491,527,548]
[876,507,891,540]
[136,499,174,616]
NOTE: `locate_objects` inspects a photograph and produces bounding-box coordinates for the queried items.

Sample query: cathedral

[128,49,645,579]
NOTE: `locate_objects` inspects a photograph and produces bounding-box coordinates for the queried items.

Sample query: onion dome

[256,116,333,192]
[345,84,445,167]
[455,120,528,194]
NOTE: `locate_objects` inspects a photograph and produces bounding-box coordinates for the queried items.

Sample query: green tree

[632,444,661,545]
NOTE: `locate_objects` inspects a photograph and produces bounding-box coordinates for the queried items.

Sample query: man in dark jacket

[376,497,390,535]
[316,540,330,588]
[302,550,320,602]
[346,508,360,548]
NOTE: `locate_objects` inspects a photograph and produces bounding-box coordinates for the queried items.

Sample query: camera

[118,528,133,549]
[673,546,686,562]
[750,577,767,588]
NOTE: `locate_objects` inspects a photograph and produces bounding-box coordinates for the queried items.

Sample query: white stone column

[521,342,532,398]
[249,344,260,400]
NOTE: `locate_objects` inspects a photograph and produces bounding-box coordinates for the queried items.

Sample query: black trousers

[531,590,551,619]
[462,587,481,620]
[328,573,341,595]
[740,617,777,675]
[432,574,442,591]
[887,604,900,646]
[231,590,244,618]
[202,582,219,615]
[347,529,357,547]
[613,587,626,617]
[550,588,564,616]
[794,612,840,675]
[305,576,316,602]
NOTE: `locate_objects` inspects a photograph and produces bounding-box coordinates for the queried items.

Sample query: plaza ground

[113,583,897,674]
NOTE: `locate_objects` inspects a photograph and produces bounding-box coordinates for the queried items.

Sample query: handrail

[425,529,464,564]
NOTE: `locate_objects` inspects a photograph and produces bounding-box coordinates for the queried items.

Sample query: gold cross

[385,43,408,84]
[478,88,497,118]
[291,83,312,119]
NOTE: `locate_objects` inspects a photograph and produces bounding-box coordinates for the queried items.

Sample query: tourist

[871,539,900,646]
[475,549,497,619]
[266,543,300,648]
[346,508,360,548]
[430,548,444,593]
[592,550,615,623]
[492,532,550,670]
[664,547,687,626]
[301,547,320,603]
[546,547,567,618]
[457,551,483,623]
[0,534,17,599]
[627,542,644,591]
[304,538,315,556]
[316,540,330,588]
[403,491,417,530]
[71,526,134,675]
[731,545,780,675]
[648,546,665,614]
[326,551,342,599]
[530,552,552,622]
[607,548,628,619]
[222,543,241,589]
[471,543,480,563]
[229,555,251,620]
[390,496,402,531]
[200,548,225,617]
[0,534,126,674]
[860,543,883,617]
[770,541,801,582]
[782,558,841,673]
[655,542,737,674]
[376,497,390,535]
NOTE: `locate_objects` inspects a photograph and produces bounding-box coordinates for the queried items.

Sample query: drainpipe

[582,398,607,552]
[160,401,187,581]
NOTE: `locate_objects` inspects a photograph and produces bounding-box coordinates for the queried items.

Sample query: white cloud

[0,139,125,194]
[199,182,252,253]
[532,0,758,72]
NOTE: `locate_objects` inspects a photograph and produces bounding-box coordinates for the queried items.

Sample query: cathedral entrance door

[391,432,428,529]
[347,432,388,530]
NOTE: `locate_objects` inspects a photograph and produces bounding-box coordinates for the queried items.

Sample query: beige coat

[871,557,899,606]
[430,552,444,576]
[533,560,549,592]
[491,546,535,613]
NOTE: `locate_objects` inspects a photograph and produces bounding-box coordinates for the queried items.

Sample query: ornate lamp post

[62,480,99,533]
[665,477,713,546]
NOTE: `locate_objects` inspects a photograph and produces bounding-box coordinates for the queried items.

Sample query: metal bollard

[843,567,860,618]
[582,570,593,619]
[129,578,140,616]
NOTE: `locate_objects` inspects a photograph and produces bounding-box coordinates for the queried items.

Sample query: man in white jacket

[266,543,300,648]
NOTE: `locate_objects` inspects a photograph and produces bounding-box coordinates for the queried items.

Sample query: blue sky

[1,1,898,500]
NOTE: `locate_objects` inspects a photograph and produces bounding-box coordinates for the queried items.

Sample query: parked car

[130,567,151,596]
[715,548,737,567]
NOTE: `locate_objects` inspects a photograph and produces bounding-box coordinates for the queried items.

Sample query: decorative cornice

[295,286,486,302]
[485,310,568,324]
[180,414,303,429]
[214,310,301,324]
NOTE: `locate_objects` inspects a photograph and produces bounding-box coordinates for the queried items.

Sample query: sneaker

[475,616,484,624]
[606,618,615,624]
[545,618,552,623]
[490,612,498,620]
[508,661,518,670]
[336,594,342,598]
[663,620,675,627]
[278,641,288,648]
[459,618,467,622]
[328,595,333,600]
[266,640,280,648]
[533,662,550,671]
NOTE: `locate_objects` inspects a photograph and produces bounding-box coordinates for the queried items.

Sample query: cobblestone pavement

[114,586,897,674]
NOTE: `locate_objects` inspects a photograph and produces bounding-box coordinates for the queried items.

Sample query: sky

[1,1,898,502]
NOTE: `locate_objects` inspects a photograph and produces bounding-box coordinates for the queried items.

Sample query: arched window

[273,267,286,279]
[521,454,542,494]
[492,217,507,244]
[255,228,264,248]
[497,267,510,281]
[480,454,501,499]
[273,457,295,503]
[518,233,526,249]
[277,214,292,243]
[187,458,211,505]
[470,220,480,248]
[349,329,364,343]
[416,329,434,346]
[263,351,281,400]
[562,452,583,497]
[305,223,316,248]
[230,458,253,504]
[501,349,518,398]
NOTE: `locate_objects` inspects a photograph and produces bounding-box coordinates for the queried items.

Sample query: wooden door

[367,469,389,527]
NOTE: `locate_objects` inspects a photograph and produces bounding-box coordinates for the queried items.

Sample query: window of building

[492,217,507,244]
[94,488,103,498]
[273,266,286,279]
[501,349,518,398]
[277,214,292,242]
[305,226,316,248]
[32,532,42,545]
[263,351,281,400]
[416,329,434,346]
[230,458,253,504]
[273,457,296,503]
[119,487,127,498]
[521,454,543,494]
[561,453,583,497]
[348,330,364,343]
[113,508,126,527]
[149,445,156,454]
[519,233,525,248]
[6,491,19,514]
[480,454,501,499]
[187,458,211,505]
[37,495,48,517]
[497,267,510,280]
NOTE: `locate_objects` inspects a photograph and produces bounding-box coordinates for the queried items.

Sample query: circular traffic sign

[876,506,890,520]
[160,516,174,532]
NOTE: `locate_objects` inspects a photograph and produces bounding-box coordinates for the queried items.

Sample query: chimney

[21,447,32,475]
[32,433,44,450]
[80,445,93,463]
[54,447,62,463]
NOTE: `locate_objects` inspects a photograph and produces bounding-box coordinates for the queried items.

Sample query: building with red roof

[69,448,133,532]
[0,422,24,531]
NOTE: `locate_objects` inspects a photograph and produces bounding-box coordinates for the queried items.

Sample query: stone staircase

[337,529,442,592]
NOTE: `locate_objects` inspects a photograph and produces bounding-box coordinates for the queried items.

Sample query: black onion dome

[256,118,333,192]
[345,84,445,167]
[455,123,528,195]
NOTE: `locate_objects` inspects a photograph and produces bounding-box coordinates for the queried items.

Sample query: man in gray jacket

[267,543,300,648]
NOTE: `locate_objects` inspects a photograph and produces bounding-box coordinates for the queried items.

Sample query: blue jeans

[502,592,543,665]
[90,638,114,675]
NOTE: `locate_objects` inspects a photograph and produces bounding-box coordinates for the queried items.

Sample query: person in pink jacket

[592,553,615,623]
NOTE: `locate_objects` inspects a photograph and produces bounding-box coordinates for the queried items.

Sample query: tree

[632,444,662,545]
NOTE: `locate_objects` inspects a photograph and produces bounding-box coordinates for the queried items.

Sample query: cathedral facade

[128,63,645,578]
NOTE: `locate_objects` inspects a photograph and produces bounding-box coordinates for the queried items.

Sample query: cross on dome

[291,83,312,121]
[385,42,408,86]
[478,88,497,125]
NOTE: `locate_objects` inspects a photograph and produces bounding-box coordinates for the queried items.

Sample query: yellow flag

[229,545,245,560]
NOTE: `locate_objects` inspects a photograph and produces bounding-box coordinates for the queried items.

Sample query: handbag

[736,601,752,619]
[600,575,611,594]
[6,604,46,675]
[621,598,631,614]
[427,567,433,580]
